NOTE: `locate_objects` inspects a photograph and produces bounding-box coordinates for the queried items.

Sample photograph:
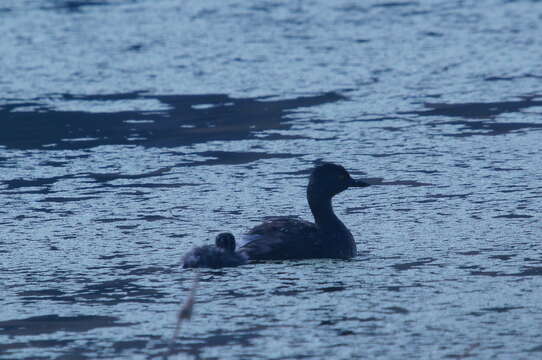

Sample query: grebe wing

[237,216,319,260]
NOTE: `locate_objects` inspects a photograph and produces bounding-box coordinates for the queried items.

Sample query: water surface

[1,0,541,359]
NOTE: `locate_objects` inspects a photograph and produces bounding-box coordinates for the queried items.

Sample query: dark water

[1,0,541,359]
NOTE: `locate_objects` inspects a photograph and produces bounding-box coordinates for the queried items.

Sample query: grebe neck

[307,191,344,230]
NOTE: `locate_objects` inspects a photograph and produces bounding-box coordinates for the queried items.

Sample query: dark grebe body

[237,163,369,260]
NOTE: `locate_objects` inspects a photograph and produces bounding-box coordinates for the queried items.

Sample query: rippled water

[1,0,541,359]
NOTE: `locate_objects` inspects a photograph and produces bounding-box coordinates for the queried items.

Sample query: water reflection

[405,95,542,136]
[0,92,344,150]
[0,314,133,336]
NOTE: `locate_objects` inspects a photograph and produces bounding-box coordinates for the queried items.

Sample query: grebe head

[215,232,236,252]
[308,163,369,198]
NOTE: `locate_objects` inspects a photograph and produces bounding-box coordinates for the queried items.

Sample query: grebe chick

[182,233,247,269]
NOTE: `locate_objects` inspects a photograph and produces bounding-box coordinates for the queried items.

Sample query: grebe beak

[349,178,370,188]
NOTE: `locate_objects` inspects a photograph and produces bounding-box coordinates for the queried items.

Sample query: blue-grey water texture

[1,0,542,359]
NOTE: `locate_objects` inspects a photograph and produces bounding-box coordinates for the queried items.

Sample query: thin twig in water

[163,271,200,360]
[454,343,480,359]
